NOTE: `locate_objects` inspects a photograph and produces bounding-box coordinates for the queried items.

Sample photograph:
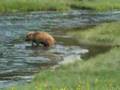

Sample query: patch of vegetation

[0,0,120,13]
[0,0,70,13]
[68,22,120,46]
[71,0,120,11]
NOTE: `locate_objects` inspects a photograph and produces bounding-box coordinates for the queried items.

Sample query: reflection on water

[0,10,120,88]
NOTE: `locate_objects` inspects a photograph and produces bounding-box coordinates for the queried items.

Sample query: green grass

[3,47,120,90]
[0,0,71,13]
[71,0,120,11]
[68,22,120,46]
[0,0,120,13]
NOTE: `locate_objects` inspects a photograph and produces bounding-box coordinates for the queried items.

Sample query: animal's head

[25,32,35,41]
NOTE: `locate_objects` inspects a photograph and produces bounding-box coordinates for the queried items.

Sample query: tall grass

[0,0,120,13]
[0,0,70,13]
[71,0,120,11]
[68,22,120,46]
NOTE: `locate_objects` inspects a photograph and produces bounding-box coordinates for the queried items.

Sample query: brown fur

[25,31,55,47]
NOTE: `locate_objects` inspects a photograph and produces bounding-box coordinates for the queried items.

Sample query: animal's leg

[32,41,37,46]
[35,42,40,46]
[42,41,49,48]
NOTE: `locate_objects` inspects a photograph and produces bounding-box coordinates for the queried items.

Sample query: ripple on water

[0,41,88,88]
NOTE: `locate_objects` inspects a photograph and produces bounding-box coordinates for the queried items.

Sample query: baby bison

[25,31,55,48]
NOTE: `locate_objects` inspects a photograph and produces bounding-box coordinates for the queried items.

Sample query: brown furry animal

[25,31,55,47]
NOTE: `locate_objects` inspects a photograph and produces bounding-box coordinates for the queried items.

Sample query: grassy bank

[0,0,70,13]
[0,0,120,13]
[3,22,120,90]
[68,22,120,46]
[71,0,120,11]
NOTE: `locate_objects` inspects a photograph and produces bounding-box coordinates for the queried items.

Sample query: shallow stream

[0,10,120,88]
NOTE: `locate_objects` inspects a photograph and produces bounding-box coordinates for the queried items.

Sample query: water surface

[0,10,120,88]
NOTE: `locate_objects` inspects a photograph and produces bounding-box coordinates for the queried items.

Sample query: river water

[0,10,120,88]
